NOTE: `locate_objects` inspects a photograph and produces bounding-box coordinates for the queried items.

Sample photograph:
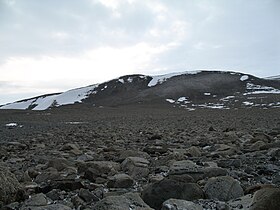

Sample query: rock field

[0,105,279,209]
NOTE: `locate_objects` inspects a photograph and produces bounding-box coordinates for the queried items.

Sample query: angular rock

[217,159,242,168]
[60,143,82,155]
[227,194,253,210]
[204,176,244,201]
[141,178,204,210]
[80,161,120,181]
[143,146,168,154]
[162,199,203,210]
[79,188,99,202]
[0,165,24,205]
[107,173,134,188]
[121,157,150,179]
[202,167,228,179]
[185,146,201,157]
[20,204,72,210]
[169,160,204,182]
[46,158,72,171]
[250,141,266,151]
[93,192,153,210]
[23,193,49,206]
[119,150,150,160]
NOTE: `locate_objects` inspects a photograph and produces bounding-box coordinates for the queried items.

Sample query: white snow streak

[148,71,201,87]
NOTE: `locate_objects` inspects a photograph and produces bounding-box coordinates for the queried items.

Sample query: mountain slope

[1,70,280,110]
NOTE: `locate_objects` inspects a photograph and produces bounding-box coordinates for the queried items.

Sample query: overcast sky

[0,0,279,104]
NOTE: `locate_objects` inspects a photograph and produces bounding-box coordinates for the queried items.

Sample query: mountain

[1,70,280,110]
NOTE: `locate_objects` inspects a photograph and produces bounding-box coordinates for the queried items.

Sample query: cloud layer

[0,0,279,104]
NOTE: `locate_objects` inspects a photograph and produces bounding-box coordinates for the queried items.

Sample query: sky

[0,0,279,104]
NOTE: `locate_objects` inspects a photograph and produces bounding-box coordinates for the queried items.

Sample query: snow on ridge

[240,75,249,81]
[244,82,280,95]
[148,70,201,87]
[1,84,98,110]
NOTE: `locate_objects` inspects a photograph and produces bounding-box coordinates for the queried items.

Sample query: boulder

[121,157,150,179]
[162,199,203,210]
[141,178,204,210]
[250,187,280,210]
[107,173,134,188]
[169,160,204,182]
[204,176,244,201]
[46,158,73,171]
[185,146,201,157]
[93,192,153,210]
[0,165,24,205]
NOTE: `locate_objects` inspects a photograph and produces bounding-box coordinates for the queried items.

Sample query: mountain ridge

[1,70,280,110]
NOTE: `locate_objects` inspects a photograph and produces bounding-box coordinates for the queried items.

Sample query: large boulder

[250,187,280,210]
[0,164,24,205]
[204,176,244,201]
[141,178,204,210]
[93,192,153,210]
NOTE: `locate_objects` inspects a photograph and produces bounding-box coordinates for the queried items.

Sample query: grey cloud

[0,0,279,76]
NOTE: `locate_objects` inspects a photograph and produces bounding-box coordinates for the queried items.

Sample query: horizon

[0,69,277,105]
[1,0,279,104]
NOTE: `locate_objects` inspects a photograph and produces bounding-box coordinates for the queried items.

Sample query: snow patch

[240,75,249,81]
[118,79,124,84]
[0,98,37,110]
[127,77,133,83]
[204,92,211,96]
[1,84,98,110]
[243,101,254,106]
[220,96,235,101]
[166,99,175,103]
[244,83,280,95]
[65,122,86,125]
[5,123,18,127]
[177,97,188,103]
[148,71,201,87]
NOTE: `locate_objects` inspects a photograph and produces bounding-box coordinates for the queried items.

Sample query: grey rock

[93,192,153,210]
[250,187,280,210]
[119,150,150,160]
[46,158,72,171]
[169,160,204,182]
[162,199,203,210]
[60,143,82,155]
[121,157,150,179]
[204,176,244,201]
[79,188,99,202]
[20,204,72,210]
[202,167,228,179]
[196,199,229,210]
[227,194,253,210]
[141,178,204,210]
[0,164,24,205]
[107,173,134,188]
[23,193,49,206]
[185,146,201,157]
[217,159,242,168]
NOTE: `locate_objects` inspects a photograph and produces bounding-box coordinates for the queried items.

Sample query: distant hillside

[1,70,280,111]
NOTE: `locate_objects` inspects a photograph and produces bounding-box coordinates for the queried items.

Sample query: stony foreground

[0,106,280,209]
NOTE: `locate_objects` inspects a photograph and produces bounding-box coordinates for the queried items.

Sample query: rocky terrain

[0,104,280,209]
